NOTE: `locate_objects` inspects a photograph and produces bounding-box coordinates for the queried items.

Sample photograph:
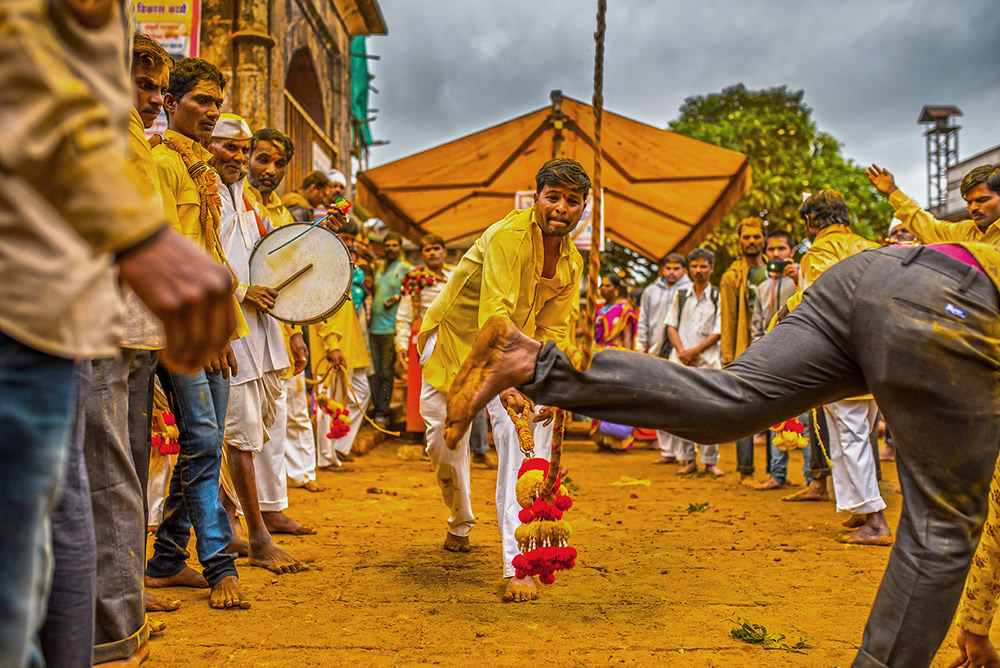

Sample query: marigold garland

[506,405,577,584]
[401,266,441,296]
[151,383,180,456]
[317,394,352,439]
[770,416,808,451]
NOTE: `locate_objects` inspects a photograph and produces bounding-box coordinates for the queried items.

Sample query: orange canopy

[356,93,750,260]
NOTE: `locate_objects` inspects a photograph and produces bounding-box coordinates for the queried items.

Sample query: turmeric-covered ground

[144,433,968,667]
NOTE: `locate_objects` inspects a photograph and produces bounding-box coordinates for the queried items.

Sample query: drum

[249,223,353,324]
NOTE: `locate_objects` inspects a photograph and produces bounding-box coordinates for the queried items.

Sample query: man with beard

[720,218,767,486]
[417,158,584,603]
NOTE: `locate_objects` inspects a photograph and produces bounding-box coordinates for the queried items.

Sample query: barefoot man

[418,158,585,602]
[447,231,1000,665]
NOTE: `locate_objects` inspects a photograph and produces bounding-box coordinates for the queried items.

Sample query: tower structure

[918,105,962,212]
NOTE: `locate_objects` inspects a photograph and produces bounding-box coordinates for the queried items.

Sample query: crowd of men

[7,7,1000,668]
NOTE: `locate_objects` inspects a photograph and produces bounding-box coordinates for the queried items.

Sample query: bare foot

[754,478,787,491]
[837,512,892,546]
[502,576,539,602]
[739,474,758,487]
[443,532,471,553]
[445,317,540,449]
[248,540,305,574]
[145,565,208,589]
[677,462,696,475]
[842,513,866,529]
[879,446,895,462]
[144,589,180,612]
[228,535,249,557]
[783,480,829,502]
[209,575,251,609]
[706,465,725,478]
[148,617,166,636]
[652,457,676,465]
[302,480,325,493]
[93,638,150,666]
[262,510,316,535]
[337,451,355,463]
[472,452,497,469]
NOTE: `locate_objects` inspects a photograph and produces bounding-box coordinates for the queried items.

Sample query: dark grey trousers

[522,246,1000,667]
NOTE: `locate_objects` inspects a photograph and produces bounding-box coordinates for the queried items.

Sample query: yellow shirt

[719,257,755,365]
[311,304,372,375]
[419,207,583,394]
[957,457,1000,635]
[153,128,248,338]
[889,189,1000,294]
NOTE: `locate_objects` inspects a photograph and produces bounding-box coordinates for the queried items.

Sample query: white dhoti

[282,374,317,486]
[220,370,283,511]
[825,399,884,515]
[676,439,719,466]
[255,380,288,512]
[146,453,173,526]
[488,395,554,578]
[316,368,371,467]
[420,378,474,537]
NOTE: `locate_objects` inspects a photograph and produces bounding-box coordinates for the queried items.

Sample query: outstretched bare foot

[754,478,788,491]
[262,510,316,535]
[443,532,471,553]
[837,511,892,546]
[445,317,540,449]
[302,480,325,493]
[144,589,180,612]
[502,576,539,602]
[209,575,251,609]
[145,566,209,589]
[248,540,305,574]
[842,513,866,529]
[228,535,249,557]
[706,465,725,478]
[783,480,829,502]
[677,461,696,475]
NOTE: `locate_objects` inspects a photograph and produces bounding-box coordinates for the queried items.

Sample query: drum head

[249,223,354,324]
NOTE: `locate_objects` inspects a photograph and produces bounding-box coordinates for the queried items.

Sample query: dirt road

[144,434,968,667]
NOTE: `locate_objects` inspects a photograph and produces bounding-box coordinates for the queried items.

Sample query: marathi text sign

[135,0,201,59]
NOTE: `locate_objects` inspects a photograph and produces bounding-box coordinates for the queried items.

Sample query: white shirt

[218,177,290,385]
[665,284,721,369]
[394,266,453,354]
[635,274,692,354]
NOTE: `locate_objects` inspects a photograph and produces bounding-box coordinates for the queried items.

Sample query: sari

[591,300,638,449]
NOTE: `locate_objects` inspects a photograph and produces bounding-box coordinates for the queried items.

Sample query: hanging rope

[540,0,607,499]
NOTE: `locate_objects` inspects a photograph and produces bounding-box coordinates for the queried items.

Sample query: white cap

[210,113,252,140]
[327,169,347,186]
[888,219,903,235]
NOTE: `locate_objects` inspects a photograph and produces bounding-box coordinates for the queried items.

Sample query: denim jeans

[369,333,396,421]
[147,369,237,586]
[0,332,78,668]
[768,416,812,484]
[470,409,489,455]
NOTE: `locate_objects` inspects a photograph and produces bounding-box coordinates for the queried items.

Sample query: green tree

[667,84,893,279]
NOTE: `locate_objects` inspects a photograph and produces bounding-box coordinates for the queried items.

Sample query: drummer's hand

[499,388,534,415]
[244,285,278,312]
[326,349,346,370]
[290,333,308,375]
[323,208,347,233]
[205,343,239,379]
[117,227,235,372]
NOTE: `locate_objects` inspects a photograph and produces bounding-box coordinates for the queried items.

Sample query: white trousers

[662,431,718,466]
[147,453,173,526]
[317,368,371,467]
[656,430,676,458]
[256,380,289,513]
[825,399,885,515]
[488,396,554,578]
[420,378,475,537]
[282,374,317,486]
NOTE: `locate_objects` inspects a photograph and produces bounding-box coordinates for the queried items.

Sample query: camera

[767,260,791,274]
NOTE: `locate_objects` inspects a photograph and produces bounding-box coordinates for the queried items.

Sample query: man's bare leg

[209,575,251,609]
[220,489,249,556]
[226,444,304,574]
[445,317,540,448]
[443,531,470,552]
[262,510,315,535]
[838,511,893,546]
[144,565,208,589]
[783,477,829,502]
[503,576,538,602]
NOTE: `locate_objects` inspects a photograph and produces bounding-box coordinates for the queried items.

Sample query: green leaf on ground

[729,617,811,653]
[687,502,711,513]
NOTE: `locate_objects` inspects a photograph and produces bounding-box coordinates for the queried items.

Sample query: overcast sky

[364,0,999,210]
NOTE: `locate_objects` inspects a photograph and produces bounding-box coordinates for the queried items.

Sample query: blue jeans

[470,409,489,455]
[369,333,396,421]
[147,369,237,586]
[0,332,78,668]
[768,419,812,484]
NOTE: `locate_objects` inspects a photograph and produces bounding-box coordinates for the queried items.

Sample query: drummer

[206,114,309,575]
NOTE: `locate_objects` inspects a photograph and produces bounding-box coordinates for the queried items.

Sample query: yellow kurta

[154,128,248,338]
[419,207,583,394]
[719,256,755,365]
[957,457,1000,636]
[889,189,1000,294]
[311,305,372,376]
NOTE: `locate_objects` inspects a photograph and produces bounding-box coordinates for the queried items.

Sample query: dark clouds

[366,1,1000,207]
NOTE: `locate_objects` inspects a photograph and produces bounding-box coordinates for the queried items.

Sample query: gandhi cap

[211,113,252,140]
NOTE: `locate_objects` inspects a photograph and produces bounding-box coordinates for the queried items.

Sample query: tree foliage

[667,84,893,278]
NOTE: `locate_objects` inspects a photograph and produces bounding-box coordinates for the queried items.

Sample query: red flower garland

[401,266,440,296]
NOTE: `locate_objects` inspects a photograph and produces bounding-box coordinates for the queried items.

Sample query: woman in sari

[591,274,638,450]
